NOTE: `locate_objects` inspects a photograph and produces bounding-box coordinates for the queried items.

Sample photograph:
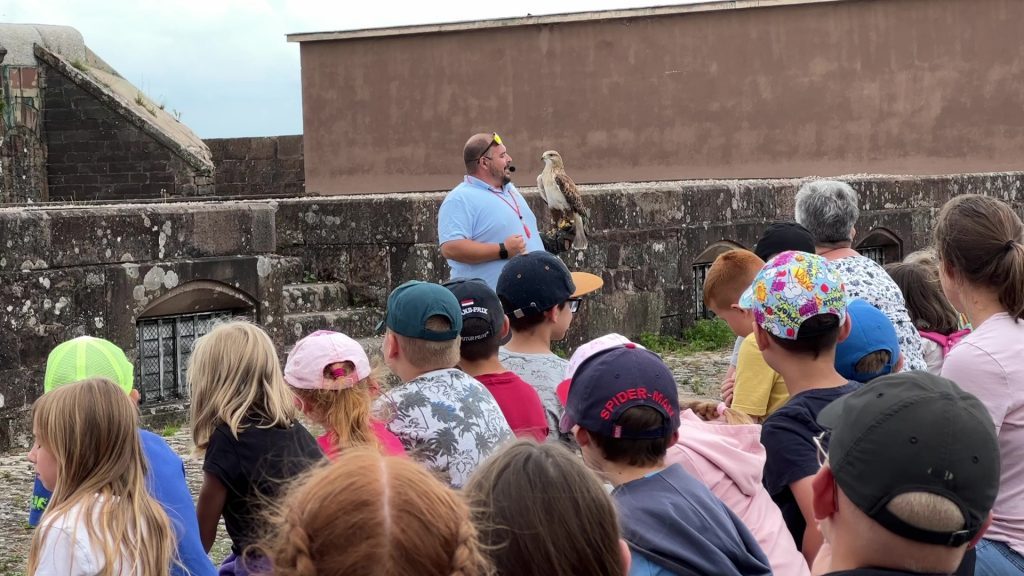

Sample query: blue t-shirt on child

[761,381,862,548]
[29,429,216,576]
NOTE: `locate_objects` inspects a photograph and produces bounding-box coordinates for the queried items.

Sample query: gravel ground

[0,349,728,573]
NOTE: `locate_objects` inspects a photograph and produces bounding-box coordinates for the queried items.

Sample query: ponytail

[934,194,1024,321]
[1003,241,1024,320]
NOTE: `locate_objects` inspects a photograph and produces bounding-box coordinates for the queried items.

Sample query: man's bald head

[464,133,495,173]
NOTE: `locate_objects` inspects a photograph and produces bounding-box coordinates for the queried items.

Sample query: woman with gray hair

[795,180,927,372]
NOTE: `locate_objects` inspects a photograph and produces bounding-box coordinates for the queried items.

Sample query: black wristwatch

[498,242,509,260]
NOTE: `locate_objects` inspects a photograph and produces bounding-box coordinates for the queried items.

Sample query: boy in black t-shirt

[740,250,857,565]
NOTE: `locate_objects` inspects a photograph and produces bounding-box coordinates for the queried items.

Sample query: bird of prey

[537,150,589,250]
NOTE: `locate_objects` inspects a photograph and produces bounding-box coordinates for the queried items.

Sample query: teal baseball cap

[379,281,462,341]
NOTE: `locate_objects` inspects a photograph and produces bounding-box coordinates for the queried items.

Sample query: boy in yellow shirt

[704,249,788,421]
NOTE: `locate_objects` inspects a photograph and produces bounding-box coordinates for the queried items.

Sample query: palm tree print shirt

[382,368,514,487]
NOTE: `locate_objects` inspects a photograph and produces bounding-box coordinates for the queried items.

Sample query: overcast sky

[4,0,710,138]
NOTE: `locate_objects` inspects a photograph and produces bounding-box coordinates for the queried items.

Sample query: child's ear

[836,315,853,344]
[573,426,591,448]
[384,332,400,360]
[812,466,839,521]
[894,352,905,374]
[544,306,560,324]
[753,323,770,351]
[500,316,511,339]
[618,539,632,575]
[129,389,141,406]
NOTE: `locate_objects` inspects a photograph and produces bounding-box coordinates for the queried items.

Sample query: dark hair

[934,194,1024,321]
[768,314,842,359]
[885,262,960,335]
[500,297,566,332]
[459,317,501,362]
[464,441,625,576]
[588,406,674,467]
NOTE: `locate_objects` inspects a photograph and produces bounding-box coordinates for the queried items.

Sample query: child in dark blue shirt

[740,251,859,566]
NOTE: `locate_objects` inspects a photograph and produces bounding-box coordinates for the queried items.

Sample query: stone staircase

[281,282,384,346]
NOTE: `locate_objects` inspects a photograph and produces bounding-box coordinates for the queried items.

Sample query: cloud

[4,0,708,137]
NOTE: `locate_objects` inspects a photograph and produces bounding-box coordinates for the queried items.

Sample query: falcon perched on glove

[537,150,589,251]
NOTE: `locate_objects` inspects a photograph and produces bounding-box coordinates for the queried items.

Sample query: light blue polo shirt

[438,176,545,288]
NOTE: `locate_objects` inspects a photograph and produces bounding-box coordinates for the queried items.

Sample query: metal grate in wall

[692,263,715,320]
[136,311,236,405]
[859,246,887,266]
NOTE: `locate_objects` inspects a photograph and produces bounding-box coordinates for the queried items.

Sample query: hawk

[537,150,589,250]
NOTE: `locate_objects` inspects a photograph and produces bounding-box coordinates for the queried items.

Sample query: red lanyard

[467,177,532,238]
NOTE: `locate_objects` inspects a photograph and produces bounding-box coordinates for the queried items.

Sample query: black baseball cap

[559,343,681,439]
[753,222,816,261]
[496,251,603,319]
[443,278,509,344]
[818,372,1000,547]
[380,281,462,341]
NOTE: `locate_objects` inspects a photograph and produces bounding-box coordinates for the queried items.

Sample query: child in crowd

[263,450,492,576]
[558,334,806,576]
[464,440,629,576]
[705,249,788,421]
[189,321,323,575]
[561,341,771,576]
[715,223,817,405]
[380,280,513,487]
[671,400,811,576]
[885,261,968,374]
[834,299,903,382]
[496,251,603,441]
[29,336,214,576]
[27,378,175,575]
[812,372,999,576]
[745,250,858,565]
[934,194,1024,574]
[284,330,405,457]
[445,278,549,442]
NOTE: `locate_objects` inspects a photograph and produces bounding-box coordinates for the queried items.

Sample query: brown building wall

[297,0,1024,195]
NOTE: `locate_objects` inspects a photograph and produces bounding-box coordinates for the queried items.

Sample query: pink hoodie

[666,410,810,576]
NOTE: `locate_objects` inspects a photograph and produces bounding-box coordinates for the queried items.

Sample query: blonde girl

[189,321,323,576]
[284,330,405,457]
[27,377,175,576]
[263,449,492,576]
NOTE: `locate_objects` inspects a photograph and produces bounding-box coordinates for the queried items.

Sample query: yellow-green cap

[43,336,134,394]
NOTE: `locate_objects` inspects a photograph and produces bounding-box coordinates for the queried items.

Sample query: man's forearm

[440,239,502,264]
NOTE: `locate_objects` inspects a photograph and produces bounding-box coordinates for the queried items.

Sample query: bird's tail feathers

[571,212,588,250]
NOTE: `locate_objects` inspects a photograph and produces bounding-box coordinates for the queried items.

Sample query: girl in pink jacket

[666,401,810,576]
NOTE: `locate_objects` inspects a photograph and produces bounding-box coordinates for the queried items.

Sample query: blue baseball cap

[559,343,680,439]
[380,281,462,341]
[834,299,900,382]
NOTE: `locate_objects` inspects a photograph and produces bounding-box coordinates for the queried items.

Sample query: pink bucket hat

[556,333,641,405]
[284,330,371,390]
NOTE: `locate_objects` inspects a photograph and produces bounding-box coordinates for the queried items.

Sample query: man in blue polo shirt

[438,132,545,288]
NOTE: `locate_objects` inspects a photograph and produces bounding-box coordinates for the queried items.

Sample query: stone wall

[205,135,304,197]
[40,59,214,201]
[1,171,1022,450]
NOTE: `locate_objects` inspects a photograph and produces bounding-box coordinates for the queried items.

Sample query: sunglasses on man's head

[476,132,503,161]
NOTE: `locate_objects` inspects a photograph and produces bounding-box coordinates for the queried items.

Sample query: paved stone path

[0,349,728,573]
